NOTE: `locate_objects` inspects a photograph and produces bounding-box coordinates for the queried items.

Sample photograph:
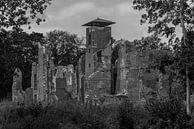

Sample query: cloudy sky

[24,0,148,41]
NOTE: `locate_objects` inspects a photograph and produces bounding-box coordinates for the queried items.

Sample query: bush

[1,100,119,129]
[64,103,117,129]
[2,98,193,129]
[0,103,59,129]
[116,99,149,129]
[145,97,192,129]
[117,100,135,129]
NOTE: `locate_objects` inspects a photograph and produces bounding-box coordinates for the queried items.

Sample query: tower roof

[82,17,115,27]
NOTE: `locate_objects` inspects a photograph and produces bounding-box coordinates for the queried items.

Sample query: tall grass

[0,98,193,129]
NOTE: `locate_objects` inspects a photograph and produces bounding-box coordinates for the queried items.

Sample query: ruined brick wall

[36,45,51,103]
[31,44,78,104]
[86,71,111,105]
[85,27,112,78]
[113,40,141,101]
[32,44,56,104]
[54,65,77,101]
[55,78,68,100]
[77,55,85,103]
[85,44,112,104]
[31,44,46,103]
[125,44,141,101]
[116,41,169,102]
[31,62,38,103]
[83,26,112,104]
[116,40,128,94]
[12,68,25,103]
[85,49,94,77]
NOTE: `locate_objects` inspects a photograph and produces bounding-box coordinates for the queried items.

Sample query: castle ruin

[26,18,169,105]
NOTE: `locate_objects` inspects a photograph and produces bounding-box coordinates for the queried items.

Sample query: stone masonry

[12,68,25,104]
[31,44,77,104]
[29,18,170,105]
[12,68,33,105]
[81,18,114,104]
[114,40,169,102]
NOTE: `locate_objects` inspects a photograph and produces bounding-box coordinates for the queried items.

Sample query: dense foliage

[46,30,85,67]
[0,98,193,129]
[133,0,193,39]
[0,29,45,98]
[146,98,192,129]
[0,0,52,98]
[133,0,194,115]
[0,0,52,29]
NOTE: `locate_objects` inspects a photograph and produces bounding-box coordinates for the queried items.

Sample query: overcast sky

[23,0,148,41]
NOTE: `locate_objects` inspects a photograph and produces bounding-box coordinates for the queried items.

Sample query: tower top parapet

[82,17,115,27]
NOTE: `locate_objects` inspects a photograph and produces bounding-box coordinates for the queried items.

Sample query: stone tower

[82,17,115,78]
[81,18,115,104]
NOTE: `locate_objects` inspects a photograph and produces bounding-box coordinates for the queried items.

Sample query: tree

[0,28,45,98]
[133,0,193,39]
[133,34,167,51]
[133,34,173,72]
[0,0,51,29]
[0,0,51,99]
[46,30,85,67]
[133,0,194,115]
[133,34,176,98]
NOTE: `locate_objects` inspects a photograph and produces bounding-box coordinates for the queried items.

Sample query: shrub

[0,103,59,129]
[70,104,109,129]
[53,101,119,129]
[117,100,136,129]
[3,98,192,129]
[145,97,192,129]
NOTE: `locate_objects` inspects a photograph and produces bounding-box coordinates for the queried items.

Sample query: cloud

[117,2,137,16]
[25,0,146,41]
[96,7,114,16]
[89,2,136,17]
[46,1,137,21]
[22,24,61,34]
[48,2,96,21]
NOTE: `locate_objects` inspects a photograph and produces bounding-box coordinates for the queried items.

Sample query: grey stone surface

[12,68,25,104]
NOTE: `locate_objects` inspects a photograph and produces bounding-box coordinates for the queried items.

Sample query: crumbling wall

[54,65,77,101]
[86,71,111,105]
[24,87,33,106]
[85,44,112,105]
[77,55,85,103]
[116,40,169,102]
[12,68,33,105]
[12,68,25,104]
